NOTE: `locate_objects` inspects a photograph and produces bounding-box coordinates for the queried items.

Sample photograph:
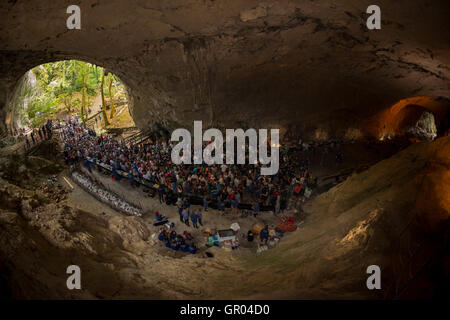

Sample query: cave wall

[0,0,449,139]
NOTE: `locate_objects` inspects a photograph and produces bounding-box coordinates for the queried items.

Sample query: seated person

[158,230,168,241]
[170,240,180,251]
[188,243,198,254]
[176,235,185,245]
[154,211,165,222]
[169,231,177,241]
[180,243,190,252]
[259,225,269,244]
[232,239,240,250]
[182,230,193,241]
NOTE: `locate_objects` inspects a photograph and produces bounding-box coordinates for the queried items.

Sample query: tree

[107,73,116,119]
[27,92,58,127]
[100,69,110,127]
[77,61,91,125]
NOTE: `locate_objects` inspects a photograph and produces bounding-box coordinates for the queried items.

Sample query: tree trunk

[108,75,115,119]
[100,71,110,127]
[81,86,86,126]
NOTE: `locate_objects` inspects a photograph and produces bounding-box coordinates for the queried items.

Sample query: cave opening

[6,60,135,139]
[373,96,449,141]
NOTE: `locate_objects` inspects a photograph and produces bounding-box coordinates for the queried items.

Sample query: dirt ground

[0,135,448,299]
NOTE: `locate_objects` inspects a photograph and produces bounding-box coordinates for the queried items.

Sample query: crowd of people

[157,223,198,254]
[60,117,323,212]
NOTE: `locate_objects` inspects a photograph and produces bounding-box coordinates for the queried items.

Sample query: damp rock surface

[0,0,449,138]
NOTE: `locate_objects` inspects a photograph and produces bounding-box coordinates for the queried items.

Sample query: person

[157,185,165,204]
[197,209,203,226]
[252,201,260,217]
[231,197,238,215]
[182,230,193,241]
[232,239,240,250]
[259,225,269,244]
[158,229,168,241]
[182,207,190,226]
[25,136,30,149]
[247,230,254,242]
[176,197,184,222]
[128,170,135,188]
[188,243,198,254]
[203,194,209,212]
[217,198,225,214]
[154,211,164,222]
[190,210,198,229]
[183,198,190,210]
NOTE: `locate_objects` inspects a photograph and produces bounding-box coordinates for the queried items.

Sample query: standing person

[183,197,190,211]
[176,197,184,222]
[182,206,190,226]
[43,124,48,139]
[25,135,30,150]
[157,185,165,204]
[247,230,254,242]
[30,131,35,145]
[190,210,198,229]
[203,194,209,212]
[252,201,260,217]
[231,196,238,215]
[197,209,203,227]
[128,170,135,188]
[217,198,225,214]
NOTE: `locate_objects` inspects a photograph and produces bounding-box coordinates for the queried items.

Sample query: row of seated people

[158,227,198,254]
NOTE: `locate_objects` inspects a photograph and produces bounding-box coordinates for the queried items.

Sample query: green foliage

[26,93,59,127]
[17,60,126,128]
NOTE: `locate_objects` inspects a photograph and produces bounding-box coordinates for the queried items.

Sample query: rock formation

[0,0,449,138]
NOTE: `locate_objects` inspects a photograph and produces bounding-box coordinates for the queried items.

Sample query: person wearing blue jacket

[203,195,209,212]
[190,211,199,228]
[157,185,165,203]
[189,243,198,254]
[182,207,190,226]
[259,225,269,244]
[197,209,203,226]
[128,170,135,188]
[253,201,260,217]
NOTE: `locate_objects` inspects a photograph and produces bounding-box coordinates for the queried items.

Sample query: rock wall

[0,0,449,138]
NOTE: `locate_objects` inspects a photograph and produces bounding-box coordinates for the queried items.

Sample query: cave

[0,0,449,304]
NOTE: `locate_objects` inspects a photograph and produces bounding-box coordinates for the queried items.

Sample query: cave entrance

[9,60,135,136]
[403,109,437,141]
[374,96,450,140]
